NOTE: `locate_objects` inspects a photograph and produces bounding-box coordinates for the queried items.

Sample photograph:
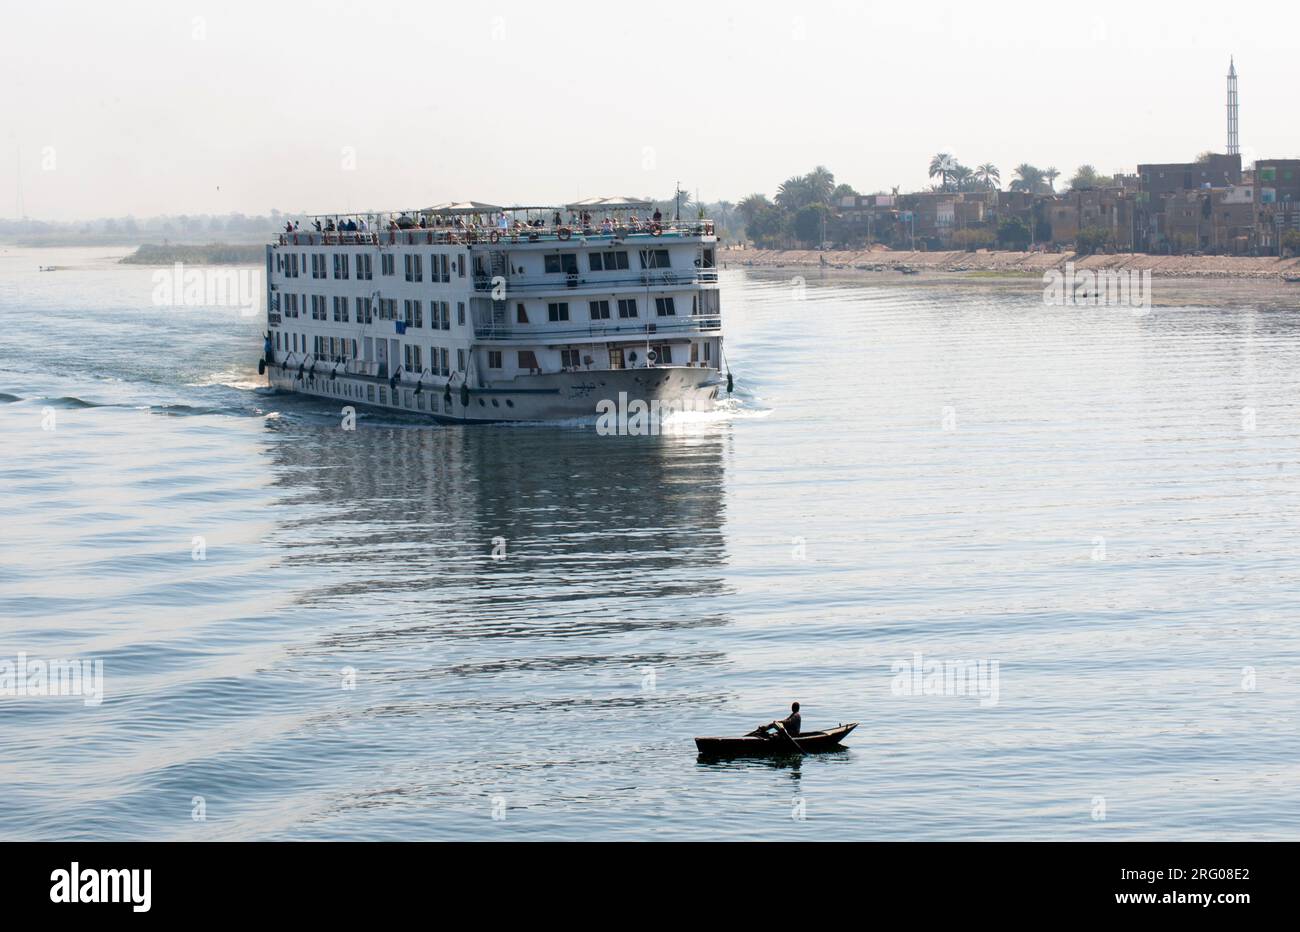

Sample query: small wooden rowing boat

[695,722,858,758]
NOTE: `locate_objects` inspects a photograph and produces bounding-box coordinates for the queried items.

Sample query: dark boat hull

[695,723,858,758]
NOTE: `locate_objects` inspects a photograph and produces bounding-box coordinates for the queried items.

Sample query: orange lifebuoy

[557,227,572,241]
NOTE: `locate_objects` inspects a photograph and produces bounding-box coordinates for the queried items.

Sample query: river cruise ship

[262,198,726,422]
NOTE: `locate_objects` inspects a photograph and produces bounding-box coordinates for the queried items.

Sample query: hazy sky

[3,0,1297,220]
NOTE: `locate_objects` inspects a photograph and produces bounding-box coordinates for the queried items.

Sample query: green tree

[1075,226,1114,254]
[997,217,1031,249]
[793,204,829,247]
[929,153,956,191]
[1010,164,1044,193]
[975,163,1001,189]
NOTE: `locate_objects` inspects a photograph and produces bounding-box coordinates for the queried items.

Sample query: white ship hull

[267,361,722,423]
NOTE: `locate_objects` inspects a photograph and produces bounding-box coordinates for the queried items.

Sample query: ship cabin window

[547,302,569,322]
[639,248,671,269]
[544,253,579,275]
[457,255,465,278]
[440,348,450,376]
[560,349,582,369]
[286,254,299,278]
[312,254,326,278]
[516,303,529,324]
[457,302,465,326]
[617,298,638,318]
[701,248,715,268]
[381,254,395,276]
[404,254,423,282]
[333,296,349,322]
[333,254,349,279]
[434,254,450,283]
[430,300,450,330]
[589,251,629,272]
[355,296,372,324]
[608,348,624,369]
[589,300,611,320]
[652,344,673,365]
[655,297,676,316]
[403,345,422,374]
[488,350,503,368]
[457,349,466,372]
[517,350,539,372]
[404,299,423,328]
[356,254,373,280]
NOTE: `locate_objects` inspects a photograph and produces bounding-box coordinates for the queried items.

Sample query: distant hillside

[120,243,265,265]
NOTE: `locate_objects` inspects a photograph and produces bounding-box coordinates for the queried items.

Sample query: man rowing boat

[748,701,801,738]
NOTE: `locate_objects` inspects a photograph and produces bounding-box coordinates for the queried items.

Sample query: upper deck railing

[275,219,715,249]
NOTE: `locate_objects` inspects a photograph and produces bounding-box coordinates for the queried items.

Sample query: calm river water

[2,246,1298,840]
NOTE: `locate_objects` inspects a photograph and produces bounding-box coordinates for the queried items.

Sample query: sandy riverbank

[721,246,1300,280]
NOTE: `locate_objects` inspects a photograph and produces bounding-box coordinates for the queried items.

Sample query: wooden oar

[774,722,805,754]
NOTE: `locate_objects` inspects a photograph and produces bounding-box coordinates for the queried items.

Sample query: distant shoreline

[119,243,265,265]
[721,246,1300,281]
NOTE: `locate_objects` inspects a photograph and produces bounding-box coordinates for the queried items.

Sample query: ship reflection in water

[249,414,737,838]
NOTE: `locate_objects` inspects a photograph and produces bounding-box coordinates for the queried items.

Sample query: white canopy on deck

[565,196,653,211]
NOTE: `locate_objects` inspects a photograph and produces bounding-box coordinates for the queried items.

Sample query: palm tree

[805,166,835,204]
[776,175,815,211]
[929,153,956,191]
[1010,163,1044,193]
[976,163,1001,190]
[736,193,771,226]
[714,199,734,228]
[951,164,973,192]
[1044,167,1060,192]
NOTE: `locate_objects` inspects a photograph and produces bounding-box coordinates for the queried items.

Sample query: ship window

[561,349,581,368]
[655,297,677,316]
[492,399,500,407]
[518,351,539,370]
[547,302,569,322]
[516,303,529,324]
[617,298,638,318]
[457,302,465,326]
[544,254,579,274]
[589,300,610,320]
[608,348,624,369]
[639,248,671,269]
[589,251,629,271]
[505,399,514,408]
[381,254,395,276]
[488,351,502,368]
[404,254,423,282]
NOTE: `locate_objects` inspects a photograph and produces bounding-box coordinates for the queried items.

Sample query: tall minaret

[1226,57,1239,156]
